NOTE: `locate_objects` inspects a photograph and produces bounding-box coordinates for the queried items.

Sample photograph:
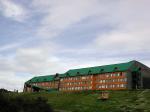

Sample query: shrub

[0,93,53,112]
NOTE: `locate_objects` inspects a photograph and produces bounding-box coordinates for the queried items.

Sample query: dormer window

[77,72,80,74]
[55,73,59,77]
[114,67,118,70]
[88,70,92,74]
[66,73,70,77]
[100,69,104,72]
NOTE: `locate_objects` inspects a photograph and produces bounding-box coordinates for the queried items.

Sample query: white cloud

[0,0,28,22]
[0,71,27,91]
[95,31,150,52]
[94,0,150,54]
[0,47,68,91]
[32,0,110,38]
[15,47,66,74]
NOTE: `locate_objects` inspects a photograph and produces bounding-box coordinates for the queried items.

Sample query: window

[106,85,108,88]
[124,78,127,82]
[77,77,80,80]
[82,76,86,80]
[100,69,104,72]
[88,70,92,75]
[75,87,77,90]
[114,67,118,71]
[112,85,115,88]
[80,87,82,90]
[118,84,120,87]
[106,74,109,77]
[100,80,102,83]
[109,85,112,88]
[120,84,125,88]
[102,85,104,88]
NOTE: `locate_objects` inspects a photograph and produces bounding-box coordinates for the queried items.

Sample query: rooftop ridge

[67,60,135,72]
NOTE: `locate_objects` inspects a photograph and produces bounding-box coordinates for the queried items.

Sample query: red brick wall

[31,81,59,89]
[59,72,128,91]
[94,72,127,90]
[59,75,93,91]
[25,72,128,92]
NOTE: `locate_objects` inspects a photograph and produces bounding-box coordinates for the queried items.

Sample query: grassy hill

[17,90,150,112]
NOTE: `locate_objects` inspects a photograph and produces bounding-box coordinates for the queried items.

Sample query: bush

[0,93,53,112]
[0,88,11,93]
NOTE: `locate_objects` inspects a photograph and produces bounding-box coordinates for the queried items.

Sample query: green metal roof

[62,61,137,77]
[26,60,142,83]
[26,75,57,83]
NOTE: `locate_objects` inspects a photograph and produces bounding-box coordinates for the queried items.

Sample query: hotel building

[24,60,150,92]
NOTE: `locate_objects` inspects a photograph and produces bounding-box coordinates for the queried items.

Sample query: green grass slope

[19,90,150,112]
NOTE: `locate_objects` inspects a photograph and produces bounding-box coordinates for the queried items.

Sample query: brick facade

[59,72,127,91]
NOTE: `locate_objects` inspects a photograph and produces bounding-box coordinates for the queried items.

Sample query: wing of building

[24,60,150,92]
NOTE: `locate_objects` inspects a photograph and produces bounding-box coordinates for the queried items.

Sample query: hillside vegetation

[18,90,150,112]
[0,89,53,112]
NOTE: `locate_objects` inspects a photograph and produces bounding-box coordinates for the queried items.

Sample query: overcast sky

[0,0,150,91]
